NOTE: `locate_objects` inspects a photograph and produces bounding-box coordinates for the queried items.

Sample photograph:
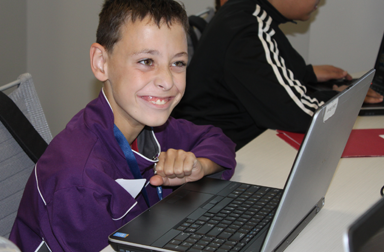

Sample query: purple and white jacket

[10,91,236,252]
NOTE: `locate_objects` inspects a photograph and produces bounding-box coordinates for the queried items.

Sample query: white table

[103,115,384,252]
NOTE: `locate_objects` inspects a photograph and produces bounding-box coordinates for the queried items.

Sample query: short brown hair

[96,0,189,53]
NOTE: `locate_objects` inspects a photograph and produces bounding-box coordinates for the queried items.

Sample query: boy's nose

[154,66,173,90]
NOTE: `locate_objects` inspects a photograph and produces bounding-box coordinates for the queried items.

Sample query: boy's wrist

[197,157,223,176]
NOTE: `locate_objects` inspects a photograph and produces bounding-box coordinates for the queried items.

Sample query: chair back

[187,7,215,65]
[0,73,52,238]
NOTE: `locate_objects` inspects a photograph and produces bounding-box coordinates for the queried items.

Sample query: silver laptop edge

[261,70,375,252]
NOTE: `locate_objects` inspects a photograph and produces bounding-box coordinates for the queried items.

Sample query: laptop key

[233,243,246,251]
[164,243,189,251]
[174,232,191,241]
[169,239,182,245]
[196,223,214,235]
[219,244,233,250]
[181,241,194,248]
[177,226,187,231]
[208,243,220,249]
[203,246,216,251]
[217,231,232,239]
[208,198,233,214]
[186,249,202,252]
[206,227,224,237]
[196,240,209,247]
[228,232,246,242]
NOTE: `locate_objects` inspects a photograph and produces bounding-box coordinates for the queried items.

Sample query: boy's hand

[333,85,383,104]
[149,149,221,187]
[313,65,352,82]
[363,88,383,103]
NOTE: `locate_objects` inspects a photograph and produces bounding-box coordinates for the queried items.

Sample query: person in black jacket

[173,0,382,150]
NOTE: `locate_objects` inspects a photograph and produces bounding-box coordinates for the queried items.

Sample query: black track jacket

[173,0,338,150]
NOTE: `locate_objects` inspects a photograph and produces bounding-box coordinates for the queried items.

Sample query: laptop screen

[372,33,384,88]
[358,228,384,252]
[344,197,384,252]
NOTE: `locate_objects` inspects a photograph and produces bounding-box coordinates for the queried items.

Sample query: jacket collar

[100,89,160,163]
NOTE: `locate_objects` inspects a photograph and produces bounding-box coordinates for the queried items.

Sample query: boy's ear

[90,43,108,82]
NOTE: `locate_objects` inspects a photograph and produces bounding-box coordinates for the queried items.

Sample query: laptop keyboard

[162,184,282,252]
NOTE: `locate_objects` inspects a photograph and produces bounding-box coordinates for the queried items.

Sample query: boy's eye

[139,59,154,66]
[172,61,187,67]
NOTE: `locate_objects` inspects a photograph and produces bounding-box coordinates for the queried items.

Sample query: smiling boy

[9,1,236,251]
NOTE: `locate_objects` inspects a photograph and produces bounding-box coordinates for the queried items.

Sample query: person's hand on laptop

[150,149,223,187]
[332,85,383,103]
[363,88,383,103]
[313,65,353,82]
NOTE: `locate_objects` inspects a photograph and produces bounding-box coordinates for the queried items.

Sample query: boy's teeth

[151,99,166,105]
[147,96,167,104]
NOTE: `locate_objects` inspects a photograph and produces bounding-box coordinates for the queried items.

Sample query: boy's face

[103,17,188,132]
[270,0,321,21]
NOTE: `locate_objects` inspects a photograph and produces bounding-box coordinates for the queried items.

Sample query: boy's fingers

[155,155,165,176]
[344,73,353,80]
[364,88,383,104]
[149,174,164,186]
[163,152,177,178]
[367,88,383,97]
[156,150,178,177]
[150,174,187,187]
[183,154,196,176]
[154,150,198,181]
[172,151,196,178]
[332,84,348,92]
[364,96,383,103]
[172,150,186,177]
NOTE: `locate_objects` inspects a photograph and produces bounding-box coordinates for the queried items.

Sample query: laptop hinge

[273,197,325,252]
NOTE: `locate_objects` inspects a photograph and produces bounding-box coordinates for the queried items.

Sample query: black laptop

[343,196,384,252]
[307,33,384,116]
[109,71,374,252]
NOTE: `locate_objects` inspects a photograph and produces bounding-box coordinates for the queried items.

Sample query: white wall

[275,0,384,76]
[0,1,27,85]
[26,1,104,136]
[2,0,384,136]
[182,0,214,15]
[308,0,384,74]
